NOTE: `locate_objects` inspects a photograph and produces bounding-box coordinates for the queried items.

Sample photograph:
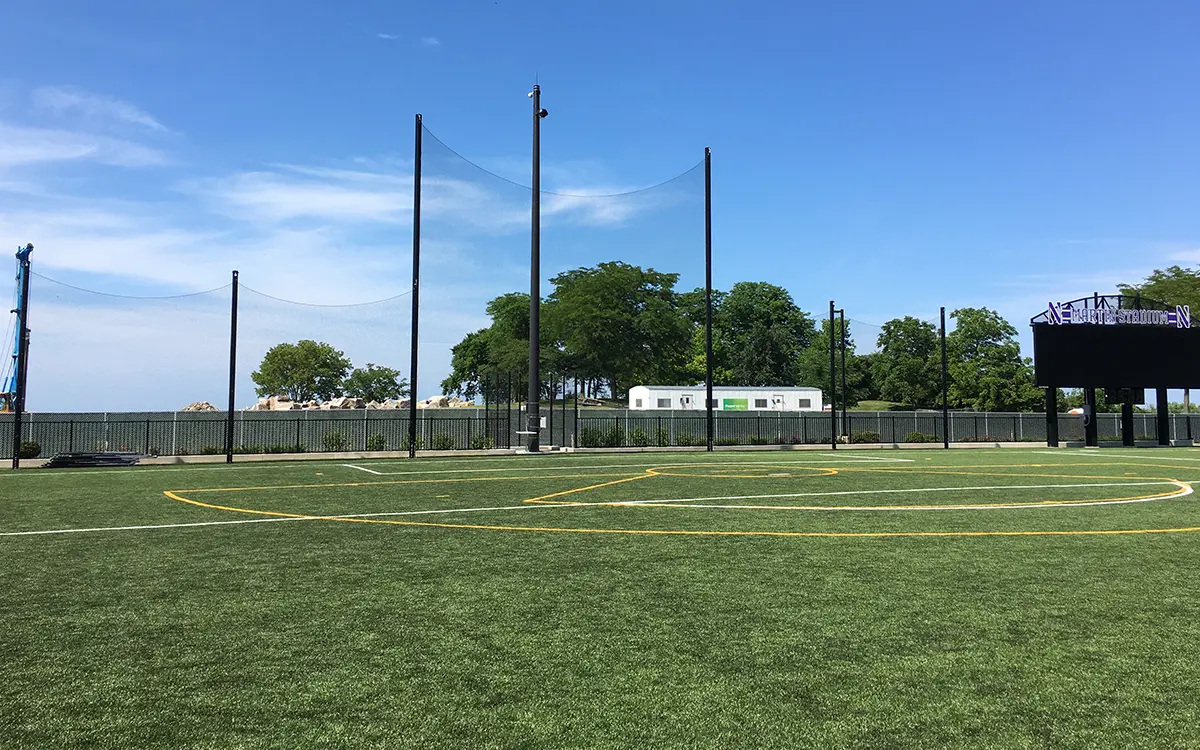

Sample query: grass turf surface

[3,448,1200,748]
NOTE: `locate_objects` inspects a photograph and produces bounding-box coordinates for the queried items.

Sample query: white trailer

[628,385,823,412]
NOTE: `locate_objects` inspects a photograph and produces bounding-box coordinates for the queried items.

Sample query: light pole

[527,85,549,452]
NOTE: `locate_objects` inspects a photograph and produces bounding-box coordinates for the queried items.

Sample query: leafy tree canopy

[947,307,1042,412]
[1117,265,1200,310]
[343,363,409,402]
[545,261,691,397]
[252,340,351,402]
[872,316,941,408]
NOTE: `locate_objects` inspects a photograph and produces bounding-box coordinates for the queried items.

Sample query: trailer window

[635,399,643,408]
[754,398,768,408]
[798,399,811,408]
[657,398,671,408]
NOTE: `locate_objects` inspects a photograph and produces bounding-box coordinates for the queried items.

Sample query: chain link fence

[6,408,1198,458]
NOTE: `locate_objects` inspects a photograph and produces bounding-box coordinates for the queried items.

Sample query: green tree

[946,308,1043,411]
[343,363,409,402]
[797,318,871,405]
[872,317,941,408]
[544,261,691,398]
[252,340,351,402]
[1117,265,1200,310]
[441,293,534,400]
[720,282,814,386]
[1118,265,1200,411]
[678,287,732,385]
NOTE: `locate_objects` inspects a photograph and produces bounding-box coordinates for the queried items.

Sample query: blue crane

[1,244,33,413]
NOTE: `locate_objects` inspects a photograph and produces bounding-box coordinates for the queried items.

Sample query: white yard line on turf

[339,457,915,476]
[1034,451,1200,463]
[0,501,582,537]
[605,481,1187,506]
[4,478,1187,537]
[1036,451,1200,463]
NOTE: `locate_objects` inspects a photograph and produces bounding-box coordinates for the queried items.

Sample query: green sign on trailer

[722,398,748,411]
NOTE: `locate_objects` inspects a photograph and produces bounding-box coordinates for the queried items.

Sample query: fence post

[69,420,75,453]
[144,419,151,455]
[295,417,302,451]
[171,412,177,456]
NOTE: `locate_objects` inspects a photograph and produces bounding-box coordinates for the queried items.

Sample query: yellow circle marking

[162,459,1200,538]
[163,489,1200,538]
[644,464,838,480]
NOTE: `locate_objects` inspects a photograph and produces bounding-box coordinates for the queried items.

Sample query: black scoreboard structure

[1032,293,1196,447]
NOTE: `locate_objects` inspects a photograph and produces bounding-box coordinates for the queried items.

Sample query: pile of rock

[182,401,219,412]
[416,395,476,409]
[247,395,298,411]
[240,395,474,411]
[366,399,411,410]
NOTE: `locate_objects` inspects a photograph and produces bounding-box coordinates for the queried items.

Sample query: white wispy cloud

[0,123,170,168]
[33,86,167,132]
[377,33,400,40]
[421,36,441,47]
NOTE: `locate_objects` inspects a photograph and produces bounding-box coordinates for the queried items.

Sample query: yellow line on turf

[171,471,643,494]
[522,473,659,504]
[626,482,1192,511]
[162,489,1200,538]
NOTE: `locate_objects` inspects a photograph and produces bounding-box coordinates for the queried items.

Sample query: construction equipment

[1,244,32,413]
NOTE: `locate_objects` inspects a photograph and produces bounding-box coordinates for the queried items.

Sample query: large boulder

[323,396,365,410]
[418,396,449,409]
[246,395,296,411]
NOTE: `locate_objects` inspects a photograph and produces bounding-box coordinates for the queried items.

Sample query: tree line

[252,340,409,403]
[440,261,1045,412]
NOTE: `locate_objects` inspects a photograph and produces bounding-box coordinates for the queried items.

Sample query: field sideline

[3,448,1200,748]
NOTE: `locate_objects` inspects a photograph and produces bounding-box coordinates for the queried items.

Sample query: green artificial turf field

[3,447,1200,749]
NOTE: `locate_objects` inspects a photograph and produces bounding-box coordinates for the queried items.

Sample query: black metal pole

[1046,388,1059,447]
[527,86,547,452]
[1121,391,1135,447]
[573,375,579,448]
[506,374,513,450]
[829,300,837,450]
[225,270,239,464]
[705,147,714,452]
[940,306,949,449]
[11,244,32,470]
[1156,386,1170,445]
[408,114,423,458]
[839,308,847,438]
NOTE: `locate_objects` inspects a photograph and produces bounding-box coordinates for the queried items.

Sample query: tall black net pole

[408,114,423,459]
[839,308,847,438]
[225,270,239,464]
[940,306,949,449]
[10,244,32,469]
[704,147,714,452]
[829,300,836,450]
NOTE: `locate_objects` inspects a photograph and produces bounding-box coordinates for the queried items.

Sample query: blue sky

[4,1,1200,410]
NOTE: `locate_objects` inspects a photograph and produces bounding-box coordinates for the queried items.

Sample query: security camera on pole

[526,85,548,452]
